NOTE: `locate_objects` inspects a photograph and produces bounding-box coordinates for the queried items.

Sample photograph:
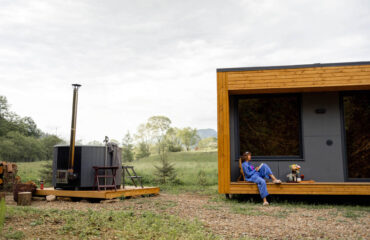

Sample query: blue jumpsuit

[242,162,273,199]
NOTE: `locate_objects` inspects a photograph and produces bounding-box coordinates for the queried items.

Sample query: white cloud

[0,0,369,142]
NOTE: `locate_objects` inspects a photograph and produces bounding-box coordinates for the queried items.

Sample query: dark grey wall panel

[80,146,122,188]
[299,92,344,182]
[302,92,342,136]
[53,145,122,189]
[80,146,104,187]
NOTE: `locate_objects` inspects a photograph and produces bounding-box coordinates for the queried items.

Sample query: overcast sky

[1,0,369,143]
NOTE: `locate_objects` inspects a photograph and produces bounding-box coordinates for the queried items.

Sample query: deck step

[122,166,143,188]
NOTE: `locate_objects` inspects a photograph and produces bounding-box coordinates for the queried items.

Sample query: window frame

[234,93,304,161]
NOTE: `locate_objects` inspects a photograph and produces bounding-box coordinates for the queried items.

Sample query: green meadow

[15,151,219,192]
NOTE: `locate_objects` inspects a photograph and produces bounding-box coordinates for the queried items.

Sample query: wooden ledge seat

[230,181,370,195]
[236,180,316,184]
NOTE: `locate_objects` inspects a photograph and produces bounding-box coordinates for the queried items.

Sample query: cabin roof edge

[216,61,370,72]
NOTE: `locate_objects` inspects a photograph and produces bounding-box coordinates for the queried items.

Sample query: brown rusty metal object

[68,84,81,180]
[13,182,37,202]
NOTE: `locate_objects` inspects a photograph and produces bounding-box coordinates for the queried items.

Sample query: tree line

[0,95,217,163]
[0,96,64,162]
[121,116,207,162]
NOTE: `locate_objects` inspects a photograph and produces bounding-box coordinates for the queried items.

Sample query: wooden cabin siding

[217,72,231,193]
[227,65,370,93]
[217,62,370,195]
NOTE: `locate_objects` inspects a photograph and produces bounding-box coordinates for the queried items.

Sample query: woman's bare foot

[273,179,282,184]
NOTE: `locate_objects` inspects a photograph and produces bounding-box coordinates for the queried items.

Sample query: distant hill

[197,128,217,139]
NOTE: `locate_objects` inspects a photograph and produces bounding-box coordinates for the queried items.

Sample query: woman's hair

[244,151,251,156]
[241,151,251,162]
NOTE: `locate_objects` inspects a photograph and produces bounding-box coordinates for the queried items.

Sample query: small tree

[40,160,53,185]
[147,116,171,159]
[178,127,200,151]
[197,137,218,151]
[122,131,134,162]
[146,116,178,183]
[135,141,150,159]
[166,127,182,152]
[197,170,208,186]
[154,148,177,184]
[134,123,151,159]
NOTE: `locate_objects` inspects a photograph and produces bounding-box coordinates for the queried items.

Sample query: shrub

[197,170,208,186]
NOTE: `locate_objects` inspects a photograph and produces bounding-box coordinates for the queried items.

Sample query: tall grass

[0,198,5,234]
[15,151,219,192]
[16,161,46,183]
[126,151,218,192]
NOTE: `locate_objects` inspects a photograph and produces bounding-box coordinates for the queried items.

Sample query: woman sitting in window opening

[241,151,281,206]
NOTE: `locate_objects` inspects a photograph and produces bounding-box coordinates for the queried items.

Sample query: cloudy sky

[1,0,369,143]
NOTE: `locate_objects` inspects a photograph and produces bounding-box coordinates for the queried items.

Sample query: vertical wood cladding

[217,72,230,193]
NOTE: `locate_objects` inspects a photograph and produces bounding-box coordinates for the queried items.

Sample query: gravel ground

[4,193,370,239]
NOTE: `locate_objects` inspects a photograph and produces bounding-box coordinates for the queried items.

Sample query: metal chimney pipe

[68,84,81,179]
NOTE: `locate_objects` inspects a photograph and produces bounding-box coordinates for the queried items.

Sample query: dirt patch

[3,193,370,239]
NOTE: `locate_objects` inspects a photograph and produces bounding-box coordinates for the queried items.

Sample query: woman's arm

[242,163,256,178]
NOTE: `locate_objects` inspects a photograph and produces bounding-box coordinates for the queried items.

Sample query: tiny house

[217,61,370,196]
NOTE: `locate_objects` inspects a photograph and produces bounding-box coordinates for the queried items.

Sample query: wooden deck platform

[229,182,370,195]
[34,186,160,199]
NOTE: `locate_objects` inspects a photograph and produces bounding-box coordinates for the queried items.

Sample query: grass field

[15,151,219,192]
[2,192,369,239]
[128,151,218,193]
[3,152,220,239]
[2,206,218,239]
[16,161,47,183]
[4,151,370,239]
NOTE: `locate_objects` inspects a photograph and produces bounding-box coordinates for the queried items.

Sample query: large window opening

[342,91,370,179]
[237,94,302,159]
